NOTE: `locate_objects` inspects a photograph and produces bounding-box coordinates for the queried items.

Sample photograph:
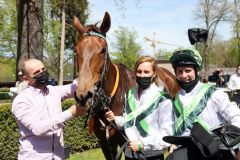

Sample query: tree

[210,38,231,66]
[194,0,231,77]
[59,0,66,85]
[232,0,240,63]
[50,0,89,50]
[111,0,141,18]
[16,0,44,74]
[225,38,240,67]
[46,0,88,83]
[222,0,240,67]
[111,26,142,69]
[156,49,175,60]
[0,0,17,59]
[43,1,61,79]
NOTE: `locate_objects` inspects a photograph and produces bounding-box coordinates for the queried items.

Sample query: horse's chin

[74,91,94,107]
[85,98,93,109]
[76,97,92,109]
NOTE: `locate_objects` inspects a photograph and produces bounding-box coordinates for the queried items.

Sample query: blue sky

[87,0,232,56]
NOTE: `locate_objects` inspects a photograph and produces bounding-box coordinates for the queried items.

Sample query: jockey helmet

[170,49,202,71]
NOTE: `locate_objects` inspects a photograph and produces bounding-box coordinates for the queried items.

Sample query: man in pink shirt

[12,59,86,160]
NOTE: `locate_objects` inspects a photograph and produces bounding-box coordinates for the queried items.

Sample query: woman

[105,56,174,160]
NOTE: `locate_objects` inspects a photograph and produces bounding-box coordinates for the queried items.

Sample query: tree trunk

[195,0,230,77]
[234,0,240,63]
[59,0,66,85]
[16,0,44,76]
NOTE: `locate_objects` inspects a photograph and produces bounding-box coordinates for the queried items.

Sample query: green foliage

[111,26,142,70]
[43,0,89,78]
[156,49,174,60]
[0,0,17,58]
[62,99,99,153]
[43,2,62,77]
[0,104,19,160]
[0,58,16,81]
[0,100,99,159]
[47,0,89,49]
[0,88,10,92]
[0,92,11,100]
[225,38,240,67]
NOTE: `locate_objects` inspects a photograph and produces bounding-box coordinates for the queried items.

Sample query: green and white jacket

[174,81,240,136]
[114,83,174,151]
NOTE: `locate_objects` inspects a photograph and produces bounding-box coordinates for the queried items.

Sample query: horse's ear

[100,12,111,34]
[73,16,84,34]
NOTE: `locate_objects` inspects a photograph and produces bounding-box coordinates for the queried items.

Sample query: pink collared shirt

[12,81,77,160]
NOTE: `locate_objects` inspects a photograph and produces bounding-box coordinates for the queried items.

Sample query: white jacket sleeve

[140,99,174,150]
[228,75,235,90]
[212,90,240,128]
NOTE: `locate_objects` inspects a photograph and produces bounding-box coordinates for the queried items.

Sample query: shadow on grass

[69,148,105,160]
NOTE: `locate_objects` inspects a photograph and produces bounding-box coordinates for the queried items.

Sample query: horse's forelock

[81,23,105,36]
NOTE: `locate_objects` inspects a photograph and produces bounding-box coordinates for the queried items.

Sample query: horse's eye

[101,48,107,54]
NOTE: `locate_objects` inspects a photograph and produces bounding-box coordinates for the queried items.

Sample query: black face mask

[33,70,49,87]
[136,76,152,90]
[177,76,199,93]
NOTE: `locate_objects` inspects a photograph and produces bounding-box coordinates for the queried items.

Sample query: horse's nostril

[80,91,93,103]
[74,92,86,106]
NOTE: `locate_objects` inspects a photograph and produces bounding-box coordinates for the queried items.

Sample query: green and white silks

[124,87,170,137]
[174,84,215,135]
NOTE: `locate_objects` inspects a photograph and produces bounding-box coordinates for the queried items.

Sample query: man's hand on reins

[70,104,87,117]
[105,110,115,122]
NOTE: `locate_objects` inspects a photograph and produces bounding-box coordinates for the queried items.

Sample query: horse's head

[73,12,111,106]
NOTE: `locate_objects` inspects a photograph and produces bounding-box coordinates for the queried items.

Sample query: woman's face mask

[136,76,152,90]
[135,61,154,90]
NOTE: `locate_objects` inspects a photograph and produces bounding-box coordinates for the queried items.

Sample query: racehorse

[73,12,180,160]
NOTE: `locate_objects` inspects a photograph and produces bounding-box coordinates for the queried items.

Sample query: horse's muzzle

[74,91,93,106]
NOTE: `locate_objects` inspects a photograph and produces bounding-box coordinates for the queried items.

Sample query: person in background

[167,48,240,159]
[105,56,174,160]
[12,59,87,160]
[9,71,28,97]
[50,78,57,86]
[215,69,226,88]
[228,65,240,105]
[228,65,240,90]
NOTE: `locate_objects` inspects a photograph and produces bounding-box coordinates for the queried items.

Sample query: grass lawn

[69,148,105,160]
[69,148,125,160]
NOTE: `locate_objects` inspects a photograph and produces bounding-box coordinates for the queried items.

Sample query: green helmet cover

[170,49,202,70]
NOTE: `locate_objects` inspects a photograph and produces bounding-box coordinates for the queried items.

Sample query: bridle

[74,31,118,118]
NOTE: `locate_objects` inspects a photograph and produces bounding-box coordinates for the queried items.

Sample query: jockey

[167,48,240,159]
[169,48,240,136]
